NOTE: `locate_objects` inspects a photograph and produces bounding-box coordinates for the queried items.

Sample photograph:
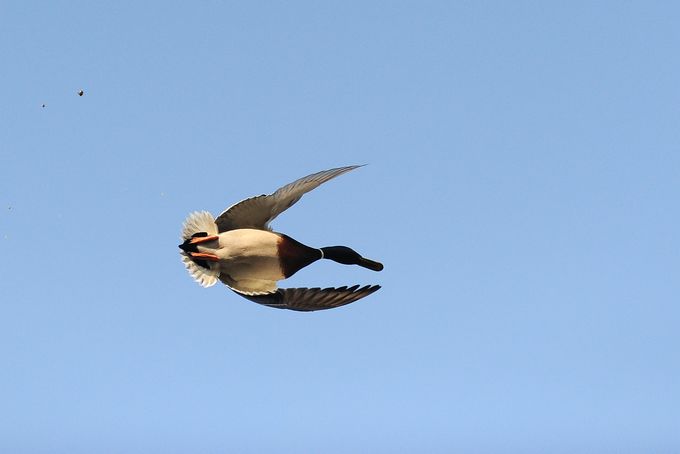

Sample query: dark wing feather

[231,285,381,312]
[215,165,361,232]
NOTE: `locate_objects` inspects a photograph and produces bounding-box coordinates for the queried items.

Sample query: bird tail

[180,211,219,288]
[181,211,218,241]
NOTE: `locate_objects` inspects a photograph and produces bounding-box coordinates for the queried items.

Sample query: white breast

[211,229,285,284]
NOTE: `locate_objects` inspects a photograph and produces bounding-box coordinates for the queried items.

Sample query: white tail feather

[180,211,220,287]
[181,211,218,240]
[181,253,219,287]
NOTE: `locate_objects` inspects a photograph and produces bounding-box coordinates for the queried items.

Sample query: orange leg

[189,235,219,245]
[189,252,220,262]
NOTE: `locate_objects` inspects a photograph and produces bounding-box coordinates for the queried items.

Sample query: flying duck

[179,165,383,311]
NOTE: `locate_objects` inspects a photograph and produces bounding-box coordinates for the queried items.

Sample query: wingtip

[363,284,382,293]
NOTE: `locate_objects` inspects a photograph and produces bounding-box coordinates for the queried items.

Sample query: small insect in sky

[78,90,84,96]
[41,104,46,108]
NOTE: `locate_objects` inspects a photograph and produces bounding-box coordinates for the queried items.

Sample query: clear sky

[1,1,679,452]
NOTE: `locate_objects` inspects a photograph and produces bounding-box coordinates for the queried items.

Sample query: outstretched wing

[230,285,381,312]
[215,165,362,232]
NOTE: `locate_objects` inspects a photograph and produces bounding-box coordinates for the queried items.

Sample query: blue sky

[1,1,679,452]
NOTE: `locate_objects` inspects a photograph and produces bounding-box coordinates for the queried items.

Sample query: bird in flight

[179,165,383,311]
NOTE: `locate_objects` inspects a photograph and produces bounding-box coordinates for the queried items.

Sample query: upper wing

[230,285,381,312]
[215,165,362,232]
